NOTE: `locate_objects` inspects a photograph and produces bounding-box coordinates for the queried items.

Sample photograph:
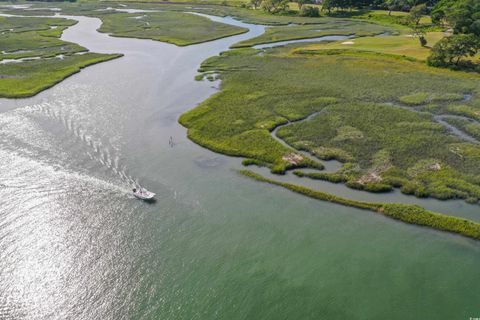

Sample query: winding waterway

[1,12,480,320]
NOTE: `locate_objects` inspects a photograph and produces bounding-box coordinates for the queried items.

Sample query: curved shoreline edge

[239,169,480,241]
[0,54,123,99]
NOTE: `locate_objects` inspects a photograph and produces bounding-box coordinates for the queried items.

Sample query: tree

[407,3,426,27]
[250,0,262,9]
[320,0,351,12]
[432,0,480,37]
[406,3,427,45]
[295,0,308,10]
[299,6,320,17]
[385,0,406,15]
[261,0,289,13]
[427,34,480,67]
[322,0,335,13]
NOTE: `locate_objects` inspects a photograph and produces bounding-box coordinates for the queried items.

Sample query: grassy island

[0,16,121,98]
[97,11,248,46]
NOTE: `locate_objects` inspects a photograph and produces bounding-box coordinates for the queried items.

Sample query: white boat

[133,187,156,201]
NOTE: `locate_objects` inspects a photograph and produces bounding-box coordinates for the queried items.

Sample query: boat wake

[0,99,140,194]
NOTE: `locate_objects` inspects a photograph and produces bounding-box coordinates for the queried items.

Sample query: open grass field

[325,9,437,31]
[180,45,480,204]
[0,16,121,98]
[295,32,446,61]
[96,11,248,46]
[231,19,396,48]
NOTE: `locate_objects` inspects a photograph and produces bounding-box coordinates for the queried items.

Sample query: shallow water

[253,34,352,49]
[383,101,480,143]
[0,13,480,320]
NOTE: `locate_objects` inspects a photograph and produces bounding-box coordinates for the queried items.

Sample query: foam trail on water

[0,100,140,191]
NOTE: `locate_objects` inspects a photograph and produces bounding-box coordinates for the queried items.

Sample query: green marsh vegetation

[180,44,480,204]
[442,118,480,142]
[231,19,396,48]
[0,16,121,98]
[240,169,480,241]
[0,16,83,59]
[96,11,249,46]
[0,53,121,98]
[0,16,122,98]
[104,2,338,25]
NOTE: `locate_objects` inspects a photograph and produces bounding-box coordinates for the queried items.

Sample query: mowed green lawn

[97,11,248,46]
[295,32,446,61]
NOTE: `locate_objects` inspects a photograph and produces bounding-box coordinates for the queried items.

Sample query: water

[383,101,480,144]
[253,35,353,49]
[0,14,480,320]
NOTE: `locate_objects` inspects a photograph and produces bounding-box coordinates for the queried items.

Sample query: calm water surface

[0,14,479,320]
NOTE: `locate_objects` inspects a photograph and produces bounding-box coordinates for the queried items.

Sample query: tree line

[247,0,479,71]
[428,0,480,70]
[248,0,442,16]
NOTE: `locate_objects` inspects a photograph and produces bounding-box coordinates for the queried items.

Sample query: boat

[132,187,156,201]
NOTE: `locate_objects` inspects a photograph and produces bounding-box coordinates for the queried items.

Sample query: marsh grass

[181,45,480,202]
[0,16,121,98]
[240,169,480,241]
[97,11,248,46]
[443,118,480,141]
[0,53,121,98]
[231,20,396,48]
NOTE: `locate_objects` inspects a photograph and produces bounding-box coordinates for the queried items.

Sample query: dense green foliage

[181,45,480,203]
[428,0,480,70]
[427,34,480,69]
[299,6,320,17]
[432,0,480,36]
[240,169,480,240]
[97,11,248,46]
[0,16,121,98]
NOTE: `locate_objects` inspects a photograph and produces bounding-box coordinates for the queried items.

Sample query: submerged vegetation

[0,16,120,98]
